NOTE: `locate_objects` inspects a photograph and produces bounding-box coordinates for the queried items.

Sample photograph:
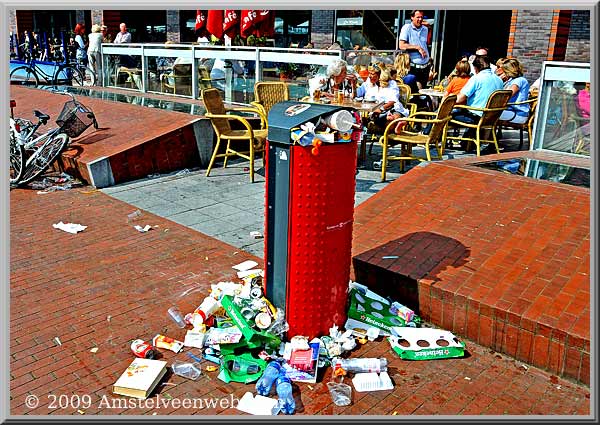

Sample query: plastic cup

[167,306,186,328]
[172,360,202,380]
[327,381,352,406]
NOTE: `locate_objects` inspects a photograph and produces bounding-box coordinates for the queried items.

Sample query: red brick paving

[10,185,590,416]
[352,150,590,385]
[10,86,201,184]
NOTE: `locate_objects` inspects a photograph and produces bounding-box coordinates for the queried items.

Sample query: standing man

[114,23,131,44]
[398,10,430,89]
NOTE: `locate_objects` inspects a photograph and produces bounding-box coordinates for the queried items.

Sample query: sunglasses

[368,64,381,73]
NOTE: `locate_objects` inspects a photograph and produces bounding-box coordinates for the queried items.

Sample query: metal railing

[100,43,342,104]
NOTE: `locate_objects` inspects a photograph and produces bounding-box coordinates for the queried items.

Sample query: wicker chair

[160,63,192,95]
[250,82,289,129]
[368,82,417,155]
[447,89,512,156]
[497,96,538,150]
[377,94,457,182]
[202,88,267,183]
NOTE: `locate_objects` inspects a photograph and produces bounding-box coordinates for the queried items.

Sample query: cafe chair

[202,88,267,183]
[198,65,212,91]
[497,96,538,150]
[447,89,512,156]
[377,94,457,182]
[368,83,417,155]
[251,82,289,129]
[160,63,192,95]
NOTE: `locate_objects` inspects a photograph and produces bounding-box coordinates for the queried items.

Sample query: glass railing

[533,61,590,157]
[99,43,342,104]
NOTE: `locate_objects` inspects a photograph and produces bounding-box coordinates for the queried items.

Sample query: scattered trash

[206,365,218,372]
[130,339,155,359]
[30,173,81,192]
[352,372,394,392]
[134,224,152,233]
[175,169,191,176]
[53,337,62,346]
[127,210,142,223]
[327,381,352,406]
[52,222,87,234]
[218,353,265,384]
[236,392,280,415]
[152,334,184,353]
[388,327,466,360]
[250,231,264,239]
[232,260,259,272]
[167,306,186,328]
[147,173,161,179]
[556,385,562,390]
[106,315,112,322]
[90,347,98,353]
[519,364,529,371]
[464,376,471,381]
[186,352,203,363]
[333,357,387,374]
[183,330,206,348]
[381,255,399,259]
[307,385,314,391]
[171,360,202,380]
[77,409,85,415]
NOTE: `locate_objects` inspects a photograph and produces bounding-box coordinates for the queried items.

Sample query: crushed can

[130,339,155,359]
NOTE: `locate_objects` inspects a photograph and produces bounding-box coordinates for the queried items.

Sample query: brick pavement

[352,150,590,385]
[9,186,590,416]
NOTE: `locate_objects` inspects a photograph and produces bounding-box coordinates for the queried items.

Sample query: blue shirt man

[456,56,503,116]
[399,10,430,88]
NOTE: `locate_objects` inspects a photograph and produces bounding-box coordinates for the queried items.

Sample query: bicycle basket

[56,99,95,138]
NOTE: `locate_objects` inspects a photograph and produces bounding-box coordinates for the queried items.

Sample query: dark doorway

[439,10,512,77]
[118,10,167,42]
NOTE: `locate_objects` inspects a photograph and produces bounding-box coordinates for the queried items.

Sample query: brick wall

[311,10,334,49]
[565,10,590,62]
[166,10,181,42]
[508,9,557,82]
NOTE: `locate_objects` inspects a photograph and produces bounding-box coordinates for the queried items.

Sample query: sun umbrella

[194,10,208,38]
[253,10,275,38]
[240,10,257,38]
[206,10,224,39]
[223,10,239,38]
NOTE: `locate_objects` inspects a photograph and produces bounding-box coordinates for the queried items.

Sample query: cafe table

[418,88,445,110]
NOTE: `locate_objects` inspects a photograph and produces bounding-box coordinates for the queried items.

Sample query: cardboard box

[388,327,465,360]
[344,284,419,336]
[221,295,280,349]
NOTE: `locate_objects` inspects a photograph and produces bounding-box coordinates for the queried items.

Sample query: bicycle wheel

[9,126,25,185]
[10,66,40,87]
[19,132,69,185]
[81,65,97,86]
[53,65,85,87]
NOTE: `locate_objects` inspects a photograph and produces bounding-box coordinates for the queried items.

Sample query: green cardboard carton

[221,295,280,349]
[344,283,419,336]
[388,327,465,360]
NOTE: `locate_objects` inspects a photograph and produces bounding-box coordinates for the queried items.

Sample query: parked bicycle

[10,48,97,88]
[9,91,98,186]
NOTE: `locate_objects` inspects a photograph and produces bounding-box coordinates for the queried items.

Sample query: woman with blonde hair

[496,57,530,123]
[393,52,418,92]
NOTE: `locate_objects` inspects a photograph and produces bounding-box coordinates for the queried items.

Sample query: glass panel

[103,53,143,90]
[539,80,590,155]
[472,157,590,188]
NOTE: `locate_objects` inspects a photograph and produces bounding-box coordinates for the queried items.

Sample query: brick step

[351,154,590,385]
[10,86,212,188]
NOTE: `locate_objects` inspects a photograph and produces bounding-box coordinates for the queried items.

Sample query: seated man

[453,55,503,135]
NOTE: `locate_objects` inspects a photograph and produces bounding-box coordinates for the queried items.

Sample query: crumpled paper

[52,221,87,234]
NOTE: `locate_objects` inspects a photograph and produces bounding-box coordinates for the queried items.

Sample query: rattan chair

[377,94,457,182]
[447,89,512,156]
[251,82,289,129]
[368,82,417,155]
[202,88,267,183]
[497,96,538,150]
[160,63,192,95]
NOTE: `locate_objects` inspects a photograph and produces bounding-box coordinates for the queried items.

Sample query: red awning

[206,10,224,39]
[194,10,207,37]
[253,10,275,38]
[240,10,257,38]
[223,10,239,38]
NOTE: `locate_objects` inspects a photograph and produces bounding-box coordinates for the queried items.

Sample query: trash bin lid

[267,101,353,144]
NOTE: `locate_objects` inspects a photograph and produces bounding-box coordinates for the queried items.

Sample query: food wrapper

[205,326,243,345]
[152,334,184,353]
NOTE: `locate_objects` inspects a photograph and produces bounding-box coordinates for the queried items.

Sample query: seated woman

[309,58,357,99]
[393,52,418,93]
[495,57,530,124]
[356,66,400,131]
[444,58,471,96]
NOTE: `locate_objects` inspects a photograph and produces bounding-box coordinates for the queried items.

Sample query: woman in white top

[87,24,103,80]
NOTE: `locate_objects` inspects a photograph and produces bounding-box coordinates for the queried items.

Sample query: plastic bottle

[276,373,295,415]
[335,357,388,373]
[192,296,221,327]
[255,360,281,396]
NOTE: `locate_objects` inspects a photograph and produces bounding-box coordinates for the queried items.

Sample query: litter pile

[115,260,466,415]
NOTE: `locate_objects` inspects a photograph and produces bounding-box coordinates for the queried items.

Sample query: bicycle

[10,48,97,88]
[9,99,26,185]
[10,91,98,186]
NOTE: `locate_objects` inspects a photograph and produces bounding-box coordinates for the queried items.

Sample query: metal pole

[437,10,446,80]
[191,44,198,99]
